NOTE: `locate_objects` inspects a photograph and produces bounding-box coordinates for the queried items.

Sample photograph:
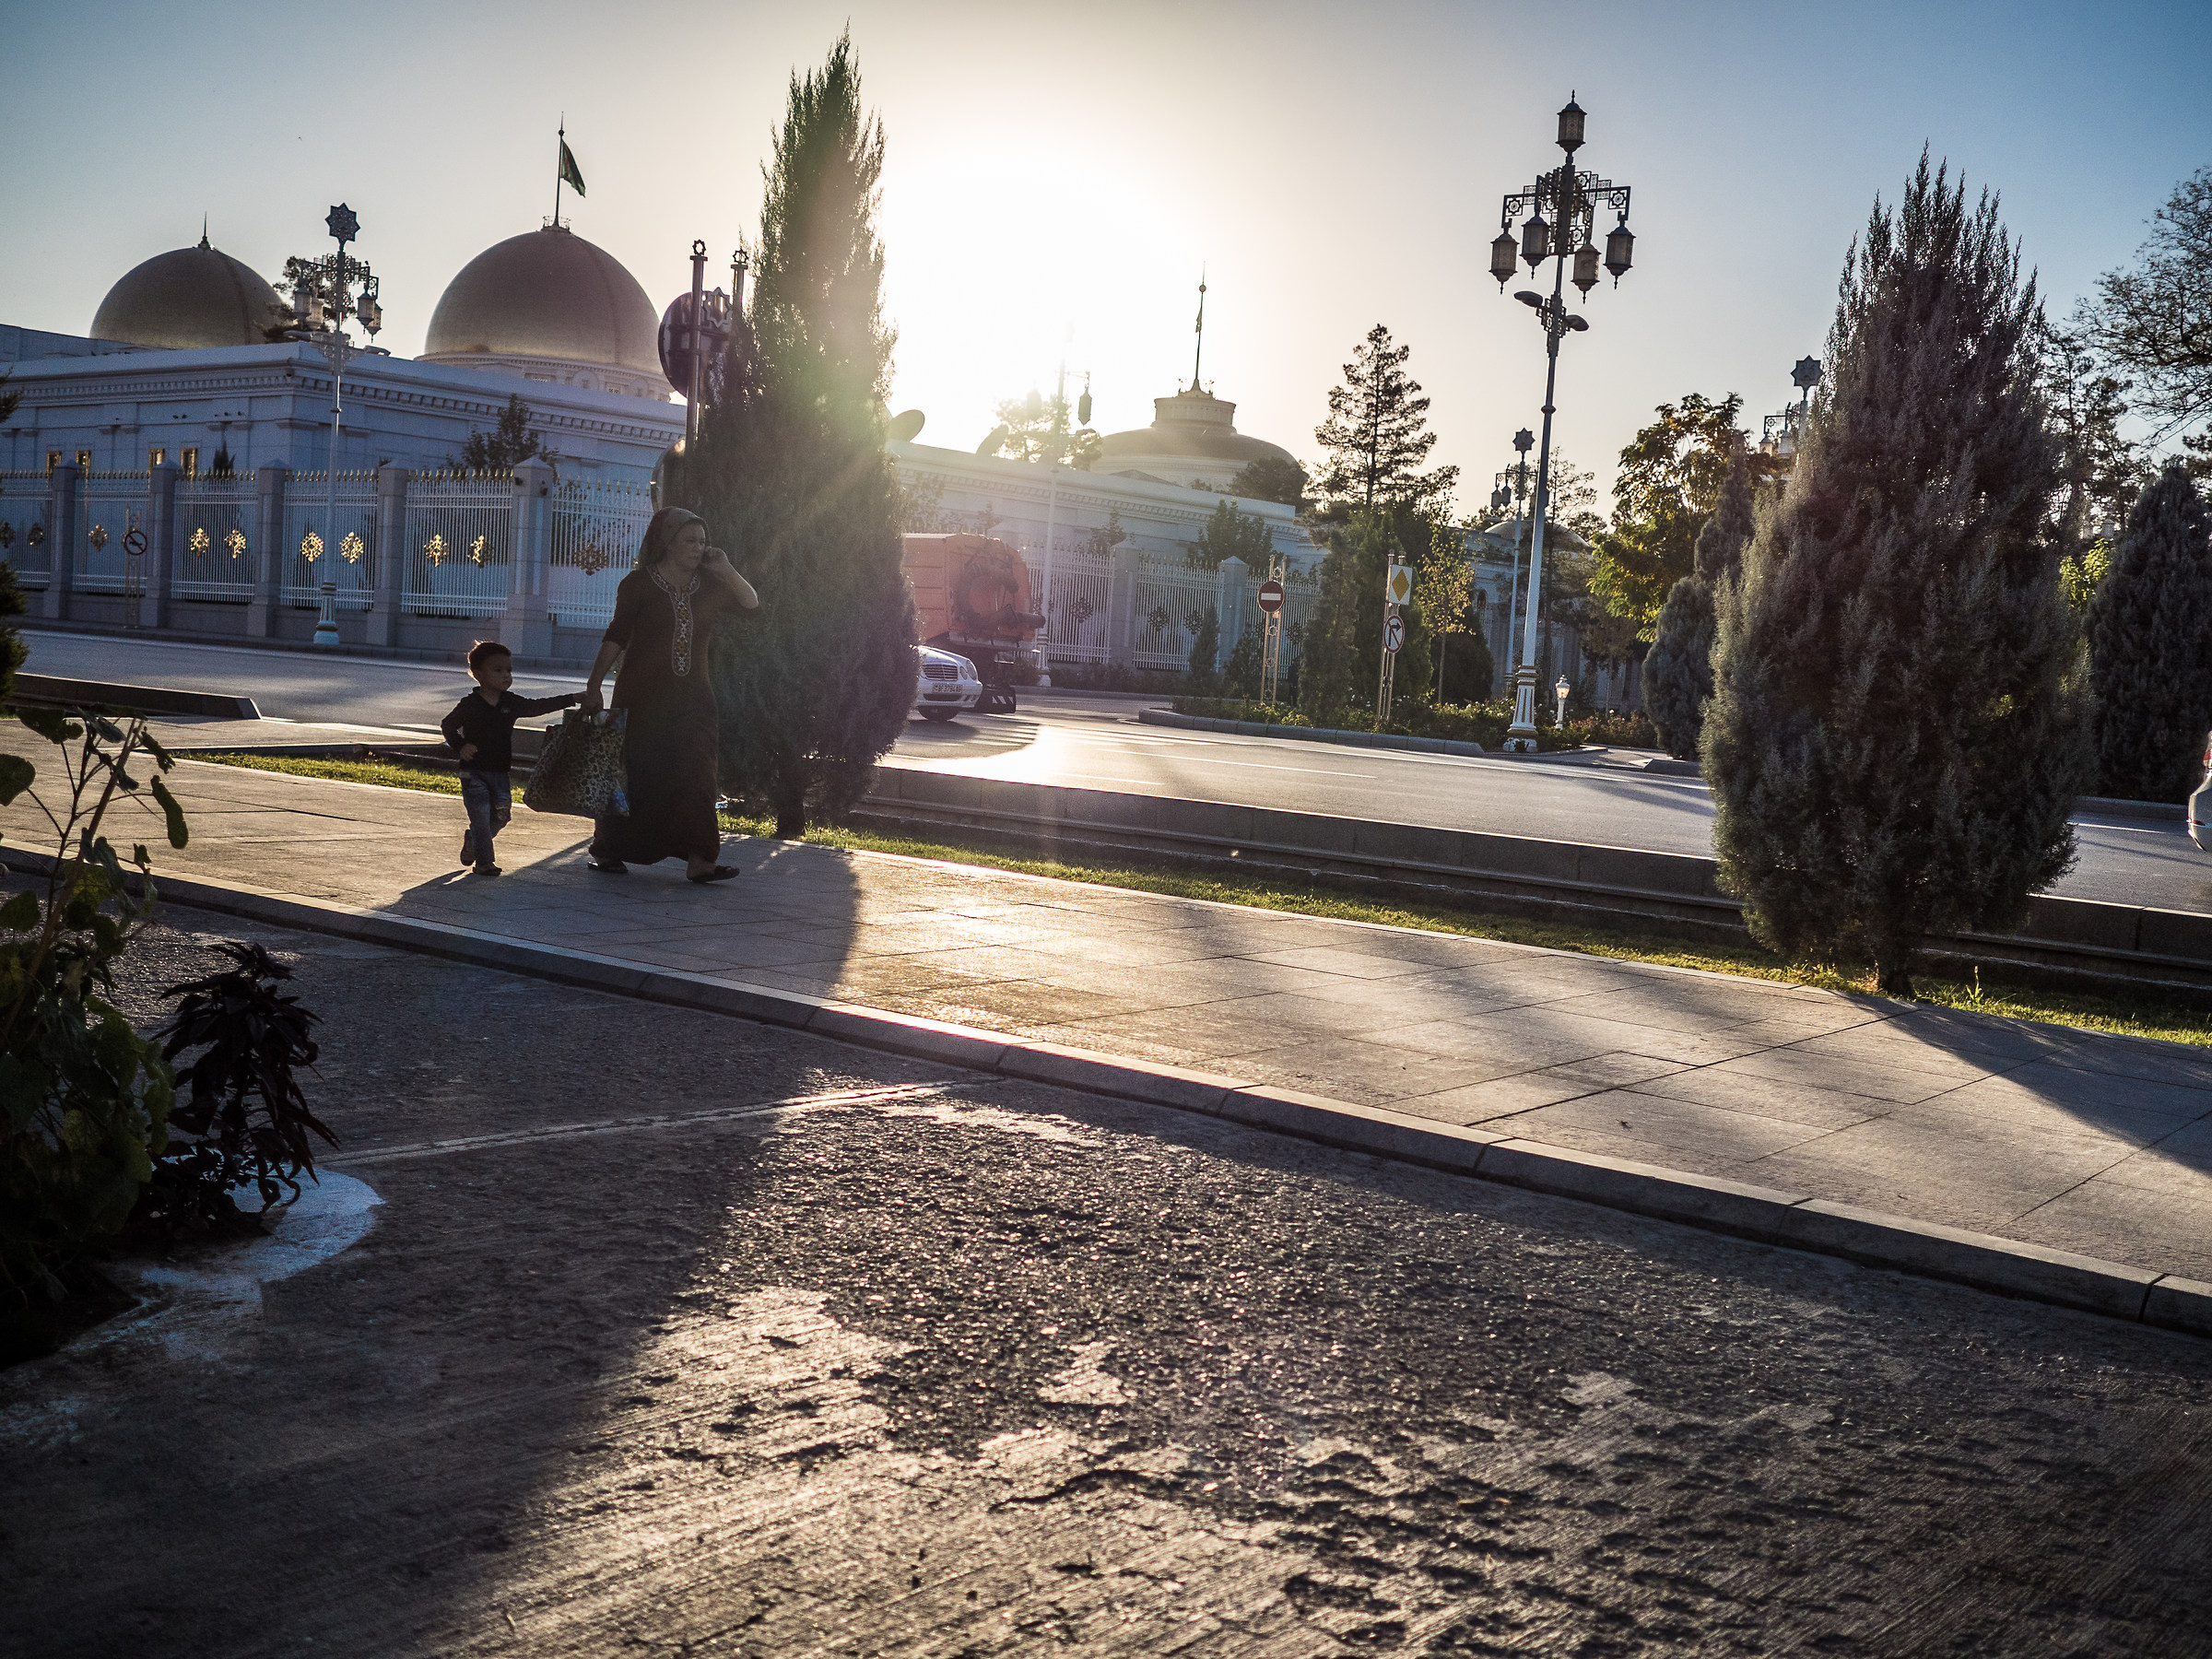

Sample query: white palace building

[1,217,1333,670]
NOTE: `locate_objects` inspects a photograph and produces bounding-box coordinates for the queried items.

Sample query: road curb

[10,848,2203,1342]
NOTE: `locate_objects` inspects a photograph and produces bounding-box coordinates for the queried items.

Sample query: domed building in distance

[418,225,668,401]
[88,232,284,350]
[1093,383,1299,494]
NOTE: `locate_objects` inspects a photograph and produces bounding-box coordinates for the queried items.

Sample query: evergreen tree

[1704,154,2087,994]
[1295,511,1430,724]
[675,32,916,838]
[1312,325,1457,514]
[454,394,547,475]
[1194,497,1272,568]
[2086,463,2212,802]
[1641,441,1756,759]
[2041,322,2148,547]
[1227,454,1307,508]
[1184,606,1221,696]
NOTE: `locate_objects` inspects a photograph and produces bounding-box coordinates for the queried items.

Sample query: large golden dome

[1095,387,1298,490]
[419,226,662,382]
[90,237,282,349]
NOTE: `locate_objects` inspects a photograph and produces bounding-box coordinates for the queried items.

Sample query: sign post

[1257,561,1286,705]
[1376,562,1414,725]
[122,513,147,629]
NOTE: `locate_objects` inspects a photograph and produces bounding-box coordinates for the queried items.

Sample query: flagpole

[553,115,564,229]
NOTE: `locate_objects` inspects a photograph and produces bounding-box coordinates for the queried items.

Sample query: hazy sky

[6,0,2207,508]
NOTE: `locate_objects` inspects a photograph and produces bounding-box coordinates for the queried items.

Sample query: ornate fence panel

[548,477,651,630]
[282,471,379,609]
[1276,566,1320,665]
[1022,545,1113,666]
[0,472,52,588]
[1131,554,1219,670]
[404,471,513,618]
[74,471,147,593]
[172,471,257,601]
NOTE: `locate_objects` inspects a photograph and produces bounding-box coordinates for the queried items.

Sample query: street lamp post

[285,205,385,647]
[1489,95,1636,751]
[1489,426,1535,688]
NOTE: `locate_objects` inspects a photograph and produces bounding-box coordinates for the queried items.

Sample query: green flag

[559,139,586,198]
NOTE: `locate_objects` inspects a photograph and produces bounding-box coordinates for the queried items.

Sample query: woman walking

[581,507,759,881]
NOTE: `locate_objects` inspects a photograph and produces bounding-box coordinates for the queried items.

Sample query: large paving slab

[7,722,2212,1282]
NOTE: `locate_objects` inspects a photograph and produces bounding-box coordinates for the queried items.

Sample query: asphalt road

[6,915,2210,1656]
[22,628,2211,915]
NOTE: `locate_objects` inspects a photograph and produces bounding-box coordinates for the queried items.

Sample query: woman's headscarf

[638,507,706,568]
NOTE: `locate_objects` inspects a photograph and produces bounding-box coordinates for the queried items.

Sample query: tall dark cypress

[2087,464,2212,802]
[1704,155,2088,994]
[676,33,916,838]
[1641,441,1756,759]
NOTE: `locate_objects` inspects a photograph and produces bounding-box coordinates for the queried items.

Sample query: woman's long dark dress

[590,565,735,866]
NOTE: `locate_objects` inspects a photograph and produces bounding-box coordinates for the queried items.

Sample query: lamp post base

[1503,665,1540,752]
[313,581,341,647]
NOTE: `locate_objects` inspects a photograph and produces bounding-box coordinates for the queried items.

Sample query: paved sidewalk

[13,726,2212,1283]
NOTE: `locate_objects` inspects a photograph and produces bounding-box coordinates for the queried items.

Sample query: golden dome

[420,226,661,379]
[90,237,282,349]
[1095,387,1298,482]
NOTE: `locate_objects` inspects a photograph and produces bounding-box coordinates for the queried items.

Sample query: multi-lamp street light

[284,205,385,646]
[1489,96,1637,749]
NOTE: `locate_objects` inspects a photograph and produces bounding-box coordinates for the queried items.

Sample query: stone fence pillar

[42,463,79,621]
[367,464,411,648]
[1105,545,1142,673]
[1214,556,1248,671]
[247,465,288,638]
[501,457,555,660]
[142,462,178,630]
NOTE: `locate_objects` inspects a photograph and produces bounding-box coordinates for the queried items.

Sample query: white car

[912,645,983,722]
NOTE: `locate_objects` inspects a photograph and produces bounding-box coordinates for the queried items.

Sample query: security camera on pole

[1488,95,1636,750]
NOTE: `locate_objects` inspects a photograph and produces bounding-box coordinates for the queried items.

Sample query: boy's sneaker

[460,830,476,867]
[472,864,502,878]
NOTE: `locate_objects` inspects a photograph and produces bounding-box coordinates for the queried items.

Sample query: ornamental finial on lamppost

[325,204,359,246]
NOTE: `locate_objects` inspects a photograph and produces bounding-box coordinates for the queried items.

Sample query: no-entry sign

[1256,578,1285,615]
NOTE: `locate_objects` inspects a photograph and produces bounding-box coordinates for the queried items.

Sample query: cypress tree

[1641,441,1756,759]
[675,33,916,838]
[1704,155,2087,994]
[2087,463,2212,802]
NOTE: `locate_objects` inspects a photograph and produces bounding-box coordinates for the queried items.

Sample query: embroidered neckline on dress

[649,568,701,677]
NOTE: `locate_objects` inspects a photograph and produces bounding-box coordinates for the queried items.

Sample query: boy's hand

[458,742,477,760]
[581,688,604,714]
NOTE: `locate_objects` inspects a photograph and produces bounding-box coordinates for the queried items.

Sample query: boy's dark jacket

[440,689,578,773]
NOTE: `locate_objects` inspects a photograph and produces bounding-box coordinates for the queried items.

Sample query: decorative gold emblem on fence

[88,524,109,551]
[468,535,489,566]
[300,529,324,561]
[28,524,45,549]
[0,524,12,551]
[424,533,448,567]
[189,527,211,556]
[578,537,608,576]
[225,528,247,559]
[341,532,365,563]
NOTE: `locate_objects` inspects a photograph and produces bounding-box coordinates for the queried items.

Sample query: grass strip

[188,749,2212,1049]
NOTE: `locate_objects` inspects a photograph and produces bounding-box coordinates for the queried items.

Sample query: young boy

[440,641,581,877]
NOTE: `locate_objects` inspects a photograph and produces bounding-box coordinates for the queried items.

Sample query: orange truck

[901,534,1045,713]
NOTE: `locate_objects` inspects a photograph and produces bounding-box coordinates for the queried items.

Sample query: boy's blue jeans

[459,770,512,866]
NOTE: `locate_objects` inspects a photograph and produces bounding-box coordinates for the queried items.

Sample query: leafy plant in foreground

[141,942,328,1232]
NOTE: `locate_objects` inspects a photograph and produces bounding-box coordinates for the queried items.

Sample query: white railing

[404,471,512,618]
[1021,545,1114,666]
[73,471,148,594]
[173,473,257,600]
[549,477,652,630]
[282,471,379,610]
[1131,554,1218,669]
[0,471,53,587]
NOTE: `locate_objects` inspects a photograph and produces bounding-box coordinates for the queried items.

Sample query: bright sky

[6,0,2208,510]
